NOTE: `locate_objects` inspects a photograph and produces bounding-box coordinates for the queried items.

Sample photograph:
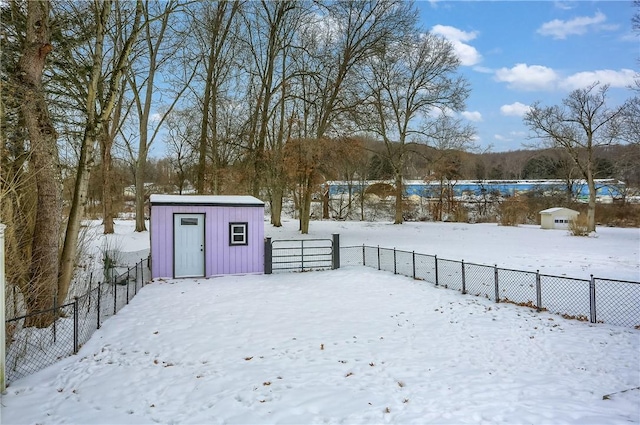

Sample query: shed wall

[151,205,264,278]
[540,215,554,229]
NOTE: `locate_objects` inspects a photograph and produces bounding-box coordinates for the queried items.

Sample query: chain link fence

[342,245,640,329]
[4,257,150,385]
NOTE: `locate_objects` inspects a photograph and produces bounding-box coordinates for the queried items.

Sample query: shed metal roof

[539,207,579,214]
[150,194,264,207]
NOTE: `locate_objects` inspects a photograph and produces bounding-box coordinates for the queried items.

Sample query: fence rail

[342,245,640,329]
[4,257,150,385]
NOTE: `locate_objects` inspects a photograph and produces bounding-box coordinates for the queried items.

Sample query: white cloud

[620,32,640,42]
[494,131,526,143]
[553,2,575,11]
[495,64,638,93]
[537,12,616,39]
[494,63,559,91]
[561,69,638,90]
[461,111,483,122]
[473,66,494,74]
[431,25,482,66]
[500,102,531,117]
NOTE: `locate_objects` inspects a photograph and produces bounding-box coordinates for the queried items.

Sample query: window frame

[229,222,248,246]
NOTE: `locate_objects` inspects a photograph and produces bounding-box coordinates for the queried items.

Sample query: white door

[174,213,205,278]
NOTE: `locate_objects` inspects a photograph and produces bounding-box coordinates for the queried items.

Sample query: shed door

[174,213,205,278]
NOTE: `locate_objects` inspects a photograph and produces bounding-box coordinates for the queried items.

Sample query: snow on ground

[265,219,640,282]
[2,219,639,424]
[2,269,639,424]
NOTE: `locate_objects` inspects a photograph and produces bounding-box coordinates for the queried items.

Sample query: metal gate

[265,235,340,273]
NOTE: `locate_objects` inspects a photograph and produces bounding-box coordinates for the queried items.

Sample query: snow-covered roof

[150,194,264,206]
[539,207,579,214]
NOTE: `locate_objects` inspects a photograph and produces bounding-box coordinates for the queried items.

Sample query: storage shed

[539,207,579,230]
[149,195,265,279]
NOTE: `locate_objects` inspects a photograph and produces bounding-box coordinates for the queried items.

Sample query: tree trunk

[322,188,329,219]
[59,126,97,301]
[586,163,596,232]
[300,180,312,234]
[101,85,125,234]
[101,130,114,234]
[394,172,403,224]
[135,157,147,231]
[18,0,62,327]
[270,186,284,227]
[196,48,214,194]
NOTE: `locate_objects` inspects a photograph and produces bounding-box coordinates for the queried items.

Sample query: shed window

[229,222,248,246]
[181,217,199,225]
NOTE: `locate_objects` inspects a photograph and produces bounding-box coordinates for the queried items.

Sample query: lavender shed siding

[150,195,265,279]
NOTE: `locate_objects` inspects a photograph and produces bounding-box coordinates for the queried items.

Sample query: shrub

[498,195,527,226]
[568,215,589,236]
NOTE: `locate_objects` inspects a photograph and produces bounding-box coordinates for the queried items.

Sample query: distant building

[325,179,625,203]
[539,207,580,230]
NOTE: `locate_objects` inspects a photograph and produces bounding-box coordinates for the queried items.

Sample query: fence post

[144,257,149,286]
[412,251,416,280]
[301,239,305,272]
[494,265,500,303]
[434,255,439,286]
[113,274,117,315]
[393,248,397,274]
[73,296,79,354]
[126,269,130,304]
[1,223,6,392]
[536,270,542,312]
[97,281,101,330]
[264,238,272,274]
[53,295,57,343]
[589,275,596,324]
[135,261,138,296]
[377,246,380,271]
[147,255,151,282]
[332,234,340,270]
[362,245,365,266]
[461,260,466,294]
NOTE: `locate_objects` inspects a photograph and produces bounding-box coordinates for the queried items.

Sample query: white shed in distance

[539,207,580,230]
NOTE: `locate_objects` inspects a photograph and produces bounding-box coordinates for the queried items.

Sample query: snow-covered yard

[2,219,639,424]
[2,268,639,424]
[265,219,640,282]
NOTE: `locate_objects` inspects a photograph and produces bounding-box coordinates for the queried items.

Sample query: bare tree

[621,79,640,146]
[297,0,416,139]
[239,0,301,203]
[190,0,242,194]
[15,0,62,325]
[58,0,143,302]
[524,83,626,232]
[361,32,471,224]
[164,108,199,194]
[283,137,335,233]
[287,0,416,231]
[125,0,197,232]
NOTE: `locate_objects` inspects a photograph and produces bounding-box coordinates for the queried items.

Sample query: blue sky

[416,1,638,152]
